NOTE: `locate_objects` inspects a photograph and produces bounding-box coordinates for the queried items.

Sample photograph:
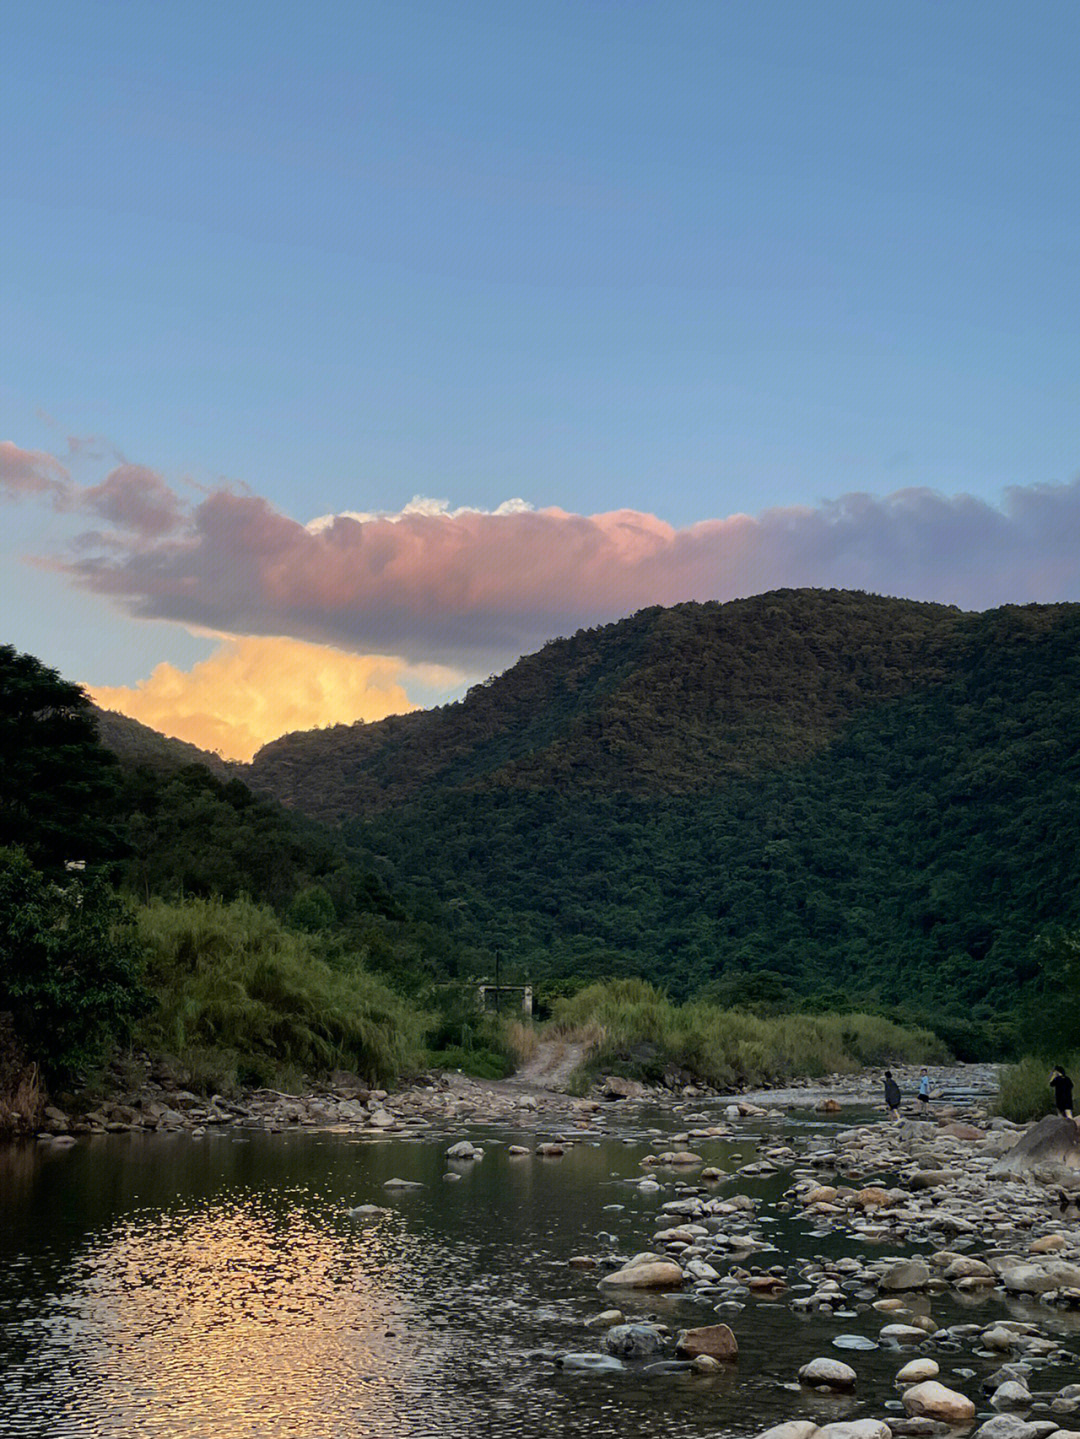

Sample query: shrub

[0,846,147,1076]
[135,896,427,1088]
[551,979,948,1090]
[996,1054,1079,1123]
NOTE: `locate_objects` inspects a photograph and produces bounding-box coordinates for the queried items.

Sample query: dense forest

[241,590,1080,1047]
[4,587,1080,1100]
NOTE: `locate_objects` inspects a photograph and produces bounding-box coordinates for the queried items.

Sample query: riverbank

[8,1061,1080,1439]
[29,1057,998,1147]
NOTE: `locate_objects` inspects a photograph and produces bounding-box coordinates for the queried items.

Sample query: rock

[798,1356,858,1390]
[675,1324,738,1361]
[902,1381,976,1422]
[940,1122,983,1140]
[880,1261,932,1290]
[897,1359,940,1383]
[1001,1261,1080,1294]
[368,1109,396,1128]
[806,1186,840,1204]
[974,1420,1046,1439]
[602,1076,646,1100]
[598,1258,684,1290]
[446,1140,480,1159]
[990,1116,1080,1181]
[657,1150,704,1166]
[536,1143,565,1157]
[692,1354,721,1372]
[907,1169,960,1190]
[817,1098,843,1113]
[557,1352,625,1372]
[753,1425,820,1439]
[583,1309,624,1329]
[507,1144,530,1156]
[568,1256,597,1269]
[599,1323,665,1359]
[991,1382,1034,1411]
[382,1177,422,1188]
[816,1424,892,1439]
[1030,1234,1068,1253]
[854,1186,893,1209]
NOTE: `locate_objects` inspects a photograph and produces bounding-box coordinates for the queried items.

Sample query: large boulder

[1000,1260,1080,1294]
[598,1255,684,1290]
[990,1115,1080,1182]
[602,1075,647,1100]
[798,1357,857,1390]
[675,1324,738,1361]
[599,1323,665,1359]
[902,1381,976,1422]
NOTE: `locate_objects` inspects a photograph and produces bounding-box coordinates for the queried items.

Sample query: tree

[0,645,119,867]
[0,847,147,1075]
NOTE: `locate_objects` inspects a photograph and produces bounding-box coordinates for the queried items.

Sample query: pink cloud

[0,442,71,504]
[8,440,1080,668]
[81,464,185,537]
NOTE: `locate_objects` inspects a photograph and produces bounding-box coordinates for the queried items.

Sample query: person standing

[1049,1065,1075,1119]
[883,1070,902,1120]
[917,1068,932,1111]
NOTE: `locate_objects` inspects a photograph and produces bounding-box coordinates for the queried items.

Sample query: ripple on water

[0,1119,1076,1439]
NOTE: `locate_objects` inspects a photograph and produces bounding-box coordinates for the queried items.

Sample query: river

[1,1105,1077,1437]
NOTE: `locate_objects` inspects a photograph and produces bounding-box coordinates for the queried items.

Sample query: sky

[2,1,1079,760]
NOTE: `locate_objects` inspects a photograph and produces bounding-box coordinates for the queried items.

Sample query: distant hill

[91,706,237,781]
[248,590,962,816]
[244,589,1080,1021]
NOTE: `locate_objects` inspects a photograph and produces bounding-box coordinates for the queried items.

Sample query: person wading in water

[883,1070,902,1121]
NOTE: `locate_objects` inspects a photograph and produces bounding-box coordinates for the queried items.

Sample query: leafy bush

[996,1054,1079,1122]
[423,982,520,1077]
[135,896,428,1089]
[552,979,948,1089]
[0,846,147,1076]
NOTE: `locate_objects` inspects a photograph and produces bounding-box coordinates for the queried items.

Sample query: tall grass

[135,897,428,1091]
[551,978,948,1089]
[996,1054,1080,1122]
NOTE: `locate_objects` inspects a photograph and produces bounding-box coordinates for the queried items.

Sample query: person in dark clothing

[883,1070,902,1120]
[1049,1066,1074,1119]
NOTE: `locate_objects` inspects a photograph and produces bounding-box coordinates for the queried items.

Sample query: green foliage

[552,979,947,1089]
[314,594,1080,1027]
[995,1054,1080,1123]
[287,885,337,932]
[0,645,121,866]
[0,847,147,1075]
[423,983,517,1077]
[134,896,428,1089]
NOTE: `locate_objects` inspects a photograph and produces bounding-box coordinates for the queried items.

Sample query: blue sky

[3,1,1079,754]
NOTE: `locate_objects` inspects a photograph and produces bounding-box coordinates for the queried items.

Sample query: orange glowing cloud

[89,636,463,762]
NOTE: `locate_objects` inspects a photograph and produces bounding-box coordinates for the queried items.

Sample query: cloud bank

[90,636,458,762]
[5,442,1080,677]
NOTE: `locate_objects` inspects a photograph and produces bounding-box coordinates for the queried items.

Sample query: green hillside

[245,590,1080,1030]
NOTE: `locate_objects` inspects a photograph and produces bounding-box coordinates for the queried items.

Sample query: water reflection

[0,1123,1077,1439]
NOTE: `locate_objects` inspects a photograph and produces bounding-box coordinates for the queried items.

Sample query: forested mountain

[243,590,1080,1023]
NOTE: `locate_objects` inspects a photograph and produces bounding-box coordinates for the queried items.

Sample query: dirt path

[507,1038,589,1092]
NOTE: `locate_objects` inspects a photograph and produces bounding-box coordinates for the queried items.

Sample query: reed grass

[551,978,948,1089]
[135,897,428,1091]
[995,1053,1080,1122]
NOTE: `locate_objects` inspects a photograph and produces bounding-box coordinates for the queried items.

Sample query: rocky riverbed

[23,1060,1080,1437]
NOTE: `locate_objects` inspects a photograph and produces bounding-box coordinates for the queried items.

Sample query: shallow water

[1,1111,1076,1438]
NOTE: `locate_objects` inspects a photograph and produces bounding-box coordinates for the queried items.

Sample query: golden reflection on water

[49,1200,436,1438]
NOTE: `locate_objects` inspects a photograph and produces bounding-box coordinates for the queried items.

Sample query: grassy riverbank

[550,978,949,1093]
[995,1053,1080,1122]
[134,897,429,1091]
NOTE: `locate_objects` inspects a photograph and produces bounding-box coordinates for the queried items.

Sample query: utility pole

[494,949,501,1013]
